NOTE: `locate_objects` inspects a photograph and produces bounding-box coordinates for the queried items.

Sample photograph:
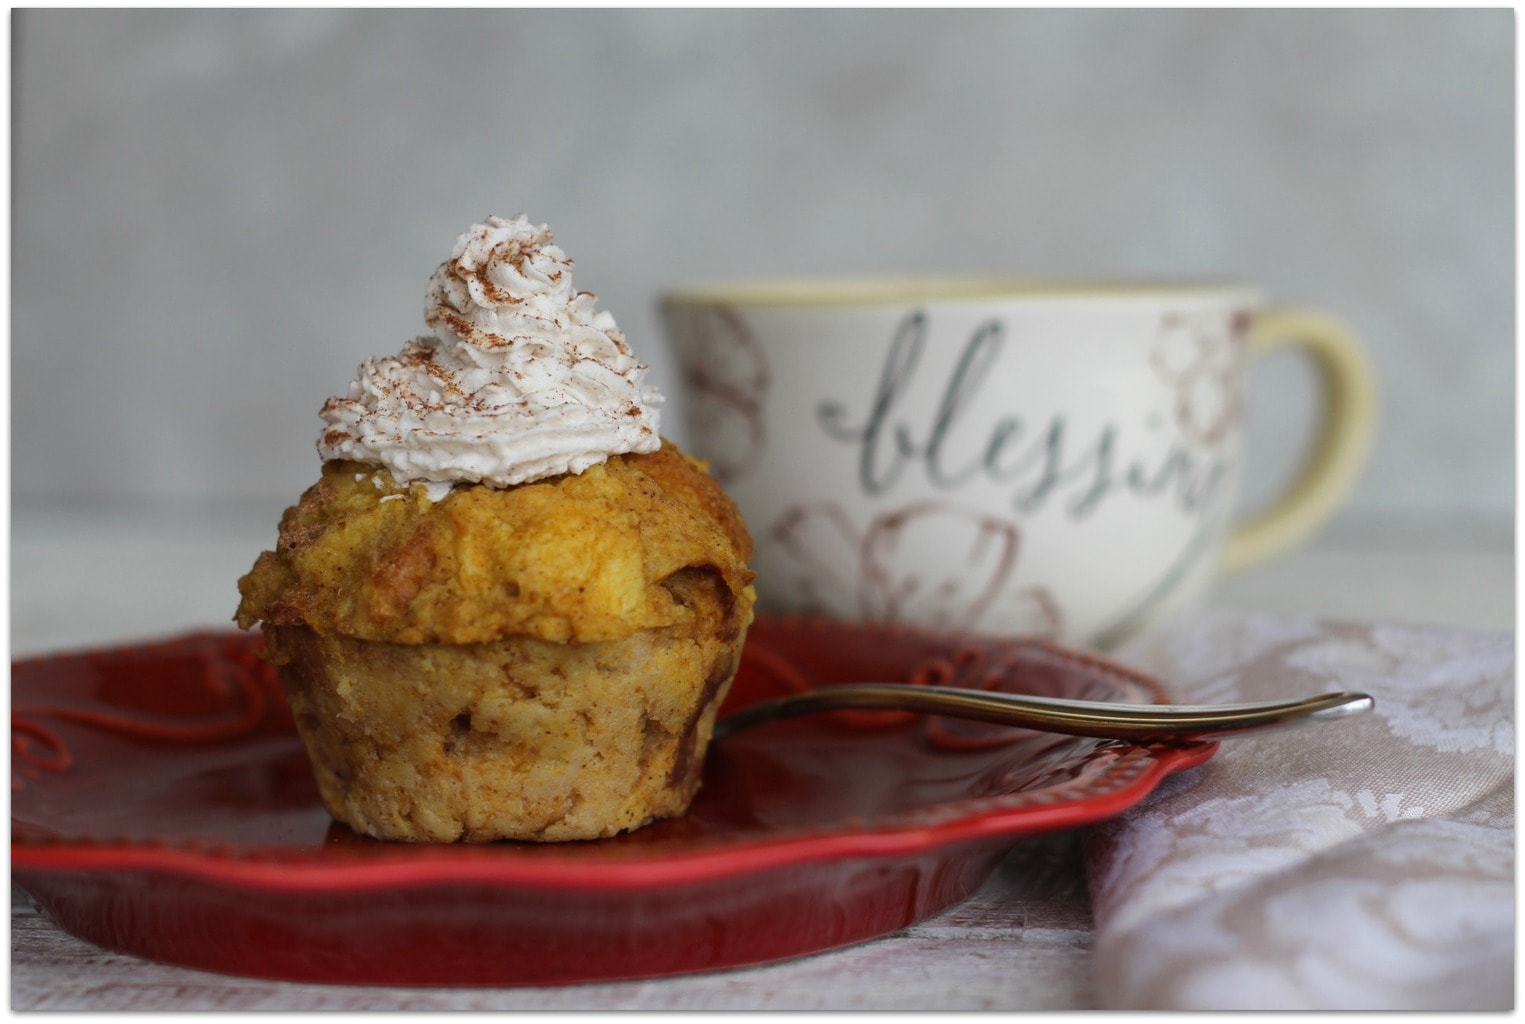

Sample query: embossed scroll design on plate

[11,635,280,791]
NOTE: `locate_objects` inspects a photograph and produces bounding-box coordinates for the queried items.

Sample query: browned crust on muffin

[236,439,755,646]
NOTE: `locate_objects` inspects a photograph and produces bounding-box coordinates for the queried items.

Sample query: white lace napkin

[1085,611,1514,1011]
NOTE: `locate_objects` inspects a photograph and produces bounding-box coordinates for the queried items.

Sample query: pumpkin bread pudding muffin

[236,215,755,842]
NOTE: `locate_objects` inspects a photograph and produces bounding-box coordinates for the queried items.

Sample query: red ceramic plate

[12,615,1214,987]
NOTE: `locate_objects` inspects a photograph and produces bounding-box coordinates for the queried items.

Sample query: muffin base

[263,608,746,842]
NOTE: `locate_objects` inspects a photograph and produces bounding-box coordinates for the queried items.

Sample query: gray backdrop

[12,9,1514,536]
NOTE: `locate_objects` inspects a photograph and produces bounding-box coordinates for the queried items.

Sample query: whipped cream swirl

[318,215,662,496]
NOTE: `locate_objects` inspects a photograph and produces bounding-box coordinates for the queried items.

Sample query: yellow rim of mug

[661,277,1264,308]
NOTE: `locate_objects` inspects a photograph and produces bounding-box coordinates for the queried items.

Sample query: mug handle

[1220,309,1378,573]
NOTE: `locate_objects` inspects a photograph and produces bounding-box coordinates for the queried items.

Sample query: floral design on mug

[666,305,769,484]
[769,500,1063,637]
[1149,309,1252,447]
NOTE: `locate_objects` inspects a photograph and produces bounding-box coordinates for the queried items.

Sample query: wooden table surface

[10,507,1511,1010]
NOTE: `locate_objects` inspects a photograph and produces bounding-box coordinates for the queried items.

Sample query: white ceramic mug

[661,280,1376,649]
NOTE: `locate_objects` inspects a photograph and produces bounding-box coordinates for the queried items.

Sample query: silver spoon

[714,684,1374,743]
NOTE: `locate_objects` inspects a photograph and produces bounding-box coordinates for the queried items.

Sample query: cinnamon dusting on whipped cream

[318,215,662,498]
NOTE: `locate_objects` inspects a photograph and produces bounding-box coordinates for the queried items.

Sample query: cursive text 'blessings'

[815,311,1228,521]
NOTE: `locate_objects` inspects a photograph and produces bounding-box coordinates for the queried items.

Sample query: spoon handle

[713,684,1374,742]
